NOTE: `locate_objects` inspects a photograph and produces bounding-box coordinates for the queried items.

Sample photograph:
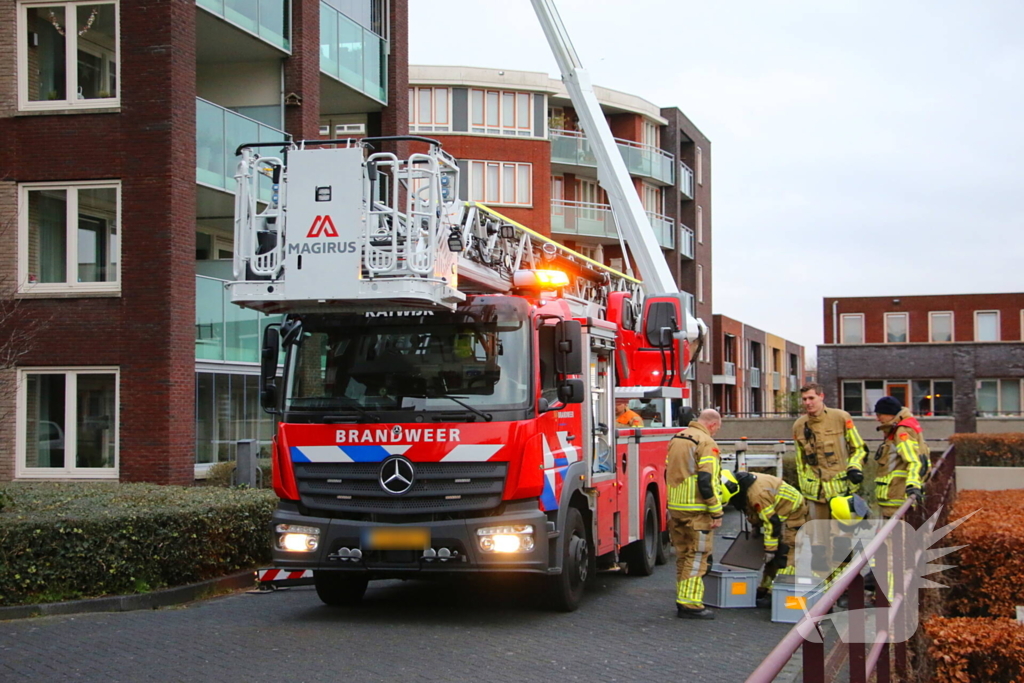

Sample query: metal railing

[773,371,781,390]
[550,199,676,250]
[680,161,694,199]
[724,361,737,377]
[550,129,675,185]
[749,367,762,388]
[746,445,958,683]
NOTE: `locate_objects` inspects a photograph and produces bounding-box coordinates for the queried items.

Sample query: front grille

[294,461,508,515]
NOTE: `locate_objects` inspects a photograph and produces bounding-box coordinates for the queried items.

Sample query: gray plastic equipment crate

[771,574,824,623]
[702,563,759,608]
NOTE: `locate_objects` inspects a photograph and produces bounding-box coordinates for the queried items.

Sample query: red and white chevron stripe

[258,568,314,582]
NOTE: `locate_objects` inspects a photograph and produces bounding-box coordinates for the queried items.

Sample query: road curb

[0,570,257,621]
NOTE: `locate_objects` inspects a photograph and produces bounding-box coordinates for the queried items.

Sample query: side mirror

[557,379,585,404]
[554,320,583,375]
[260,325,281,412]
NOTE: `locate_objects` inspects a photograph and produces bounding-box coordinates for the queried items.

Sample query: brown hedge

[949,433,1024,467]
[945,489,1024,617]
[924,616,1024,683]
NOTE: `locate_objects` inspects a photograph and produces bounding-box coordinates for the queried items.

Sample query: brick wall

[823,293,1024,344]
[284,0,322,141]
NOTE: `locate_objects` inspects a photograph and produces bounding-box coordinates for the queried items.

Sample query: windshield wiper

[322,403,382,423]
[418,392,493,422]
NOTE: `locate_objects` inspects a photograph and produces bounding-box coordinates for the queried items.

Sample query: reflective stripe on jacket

[875,409,929,507]
[793,408,867,502]
[666,421,723,516]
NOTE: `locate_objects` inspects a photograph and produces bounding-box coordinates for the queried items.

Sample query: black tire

[624,491,658,576]
[314,571,369,606]
[547,507,590,612]
[656,529,672,566]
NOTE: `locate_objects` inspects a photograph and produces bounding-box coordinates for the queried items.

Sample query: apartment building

[711,314,805,416]
[409,65,714,404]
[818,293,1024,432]
[1,0,406,483]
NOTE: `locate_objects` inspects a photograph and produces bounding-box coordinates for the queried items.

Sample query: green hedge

[950,433,1024,467]
[0,482,277,606]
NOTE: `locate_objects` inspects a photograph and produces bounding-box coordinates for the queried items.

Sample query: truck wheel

[655,529,672,566]
[314,572,369,606]
[624,491,658,576]
[547,507,589,612]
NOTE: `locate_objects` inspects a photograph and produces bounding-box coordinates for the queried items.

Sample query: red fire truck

[230,1,705,611]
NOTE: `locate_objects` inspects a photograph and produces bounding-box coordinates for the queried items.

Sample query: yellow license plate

[363,527,430,550]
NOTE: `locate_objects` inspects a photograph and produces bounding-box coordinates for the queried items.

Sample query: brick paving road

[0,513,795,682]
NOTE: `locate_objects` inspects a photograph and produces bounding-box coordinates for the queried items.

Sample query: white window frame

[16,366,120,479]
[468,88,534,137]
[696,205,703,244]
[18,0,120,112]
[408,86,451,133]
[976,378,1023,416]
[840,313,864,344]
[928,311,954,343]
[696,145,703,186]
[465,160,532,207]
[884,312,909,343]
[974,310,1000,342]
[18,180,121,294]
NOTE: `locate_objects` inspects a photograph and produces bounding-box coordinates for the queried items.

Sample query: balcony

[551,200,675,250]
[773,372,781,390]
[550,130,675,185]
[196,98,288,201]
[713,361,736,385]
[319,1,388,106]
[679,222,695,260]
[196,274,283,362]
[749,367,761,388]
[790,374,799,391]
[679,162,694,200]
[196,0,290,52]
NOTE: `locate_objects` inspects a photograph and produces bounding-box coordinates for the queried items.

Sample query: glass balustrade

[196,98,287,201]
[196,0,290,51]
[196,275,284,362]
[550,130,675,184]
[320,1,388,103]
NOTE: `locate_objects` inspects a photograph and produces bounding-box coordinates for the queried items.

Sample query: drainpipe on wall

[832,300,839,344]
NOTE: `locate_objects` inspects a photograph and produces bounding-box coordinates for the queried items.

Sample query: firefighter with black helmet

[665,409,724,619]
[873,396,929,517]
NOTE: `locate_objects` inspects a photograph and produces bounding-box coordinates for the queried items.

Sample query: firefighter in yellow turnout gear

[792,384,868,520]
[721,470,808,606]
[665,409,724,619]
[873,396,929,518]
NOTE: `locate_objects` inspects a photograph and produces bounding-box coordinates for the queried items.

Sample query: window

[697,205,703,244]
[641,120,659,149]
[977,379,1022,416]
[19,1,119,111]
[697,264,704,303]
[975,311,1000,341]
[465,161,531,206]
[408,87,450,132]
[20,181,120,294]
[17,367,118,477]
[641,183,661,214]
[840,314,864,344]
[885,312,908,343]
[195,370,276,470]
[696,145,703,186]
[929,311,953,342]
[842,381,864,415]
[469,89,533,136]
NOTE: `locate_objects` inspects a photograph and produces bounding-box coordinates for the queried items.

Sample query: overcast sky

[409,0,1023,358]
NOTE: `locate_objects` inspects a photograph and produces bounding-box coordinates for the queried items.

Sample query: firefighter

[721,469,808,606]
[615,398,644,427]
[792,383,868,521]
[666,409,724,619]
[873,396,929,518]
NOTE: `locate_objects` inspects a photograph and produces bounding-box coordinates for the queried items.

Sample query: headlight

[476,524,535,553]
[276,524,320,552]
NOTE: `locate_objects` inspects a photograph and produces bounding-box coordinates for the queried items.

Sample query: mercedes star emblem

[379,456,415,495]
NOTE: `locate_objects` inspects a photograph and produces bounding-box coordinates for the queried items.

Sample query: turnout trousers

[668,511,714,609]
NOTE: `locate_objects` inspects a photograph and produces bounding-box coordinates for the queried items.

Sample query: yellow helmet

[719,469,740,506]
[829,494,870,525]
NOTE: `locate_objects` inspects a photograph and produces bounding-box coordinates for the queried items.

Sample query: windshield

[284,298,531,415]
